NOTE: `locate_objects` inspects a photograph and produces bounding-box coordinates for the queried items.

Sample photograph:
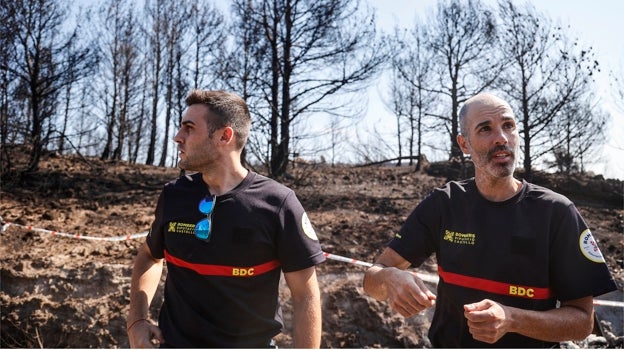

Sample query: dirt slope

[1,152,622,348]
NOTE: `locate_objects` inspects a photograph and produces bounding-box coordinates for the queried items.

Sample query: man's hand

[383,268,437,317]
[127,320,165,348]
[463,299,511,344]
[363,248,436,318]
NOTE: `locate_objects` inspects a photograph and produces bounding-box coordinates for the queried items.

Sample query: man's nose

[493,127,509,145]
[173,129,183,143]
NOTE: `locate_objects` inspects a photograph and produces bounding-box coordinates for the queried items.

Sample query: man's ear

[457,134,470,155]
[219,127,234,144]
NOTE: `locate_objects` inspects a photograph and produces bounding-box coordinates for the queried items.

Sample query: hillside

[1,152,622,348]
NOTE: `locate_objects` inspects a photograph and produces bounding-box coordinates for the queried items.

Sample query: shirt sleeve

[389,191,439,267]
[146,189,166,259]
[276,191,325,272]
[549,202,617,301]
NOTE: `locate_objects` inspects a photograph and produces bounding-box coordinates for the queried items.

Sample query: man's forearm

[128,244,163,324]
[284,267,322,348]
[508,297,594,342]
[292,294,322,348]
[363,265,388,300]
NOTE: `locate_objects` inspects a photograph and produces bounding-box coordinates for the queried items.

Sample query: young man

[363,93,617,347]
[127,90,325,348]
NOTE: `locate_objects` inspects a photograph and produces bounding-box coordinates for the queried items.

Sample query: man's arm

[363,248,436,317]
[283,266,322,348]
[464,296,594,344]
[127,242,165,348]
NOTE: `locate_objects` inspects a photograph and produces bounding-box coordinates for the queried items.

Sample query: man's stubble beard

[472,144,518,178]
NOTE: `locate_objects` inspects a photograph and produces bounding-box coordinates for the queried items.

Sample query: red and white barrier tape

[323,252,373,268]
[323,251,440,284]
[2,220,621,308]
[592,299,624,307]
[322,252,623,308]
[0,221,148,242]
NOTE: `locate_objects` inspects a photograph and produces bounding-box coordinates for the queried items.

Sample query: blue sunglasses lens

[198,197,215,214]
[195,218,211,240]
[195,196,216,241]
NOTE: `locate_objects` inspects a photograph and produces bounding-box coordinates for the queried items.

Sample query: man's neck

[474,175,522,202]
[201,163,248,196]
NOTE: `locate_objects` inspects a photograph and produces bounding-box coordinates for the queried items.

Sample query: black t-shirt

[389,178,617,348]
[147,171,325,348]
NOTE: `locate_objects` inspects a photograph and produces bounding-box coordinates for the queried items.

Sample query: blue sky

[368,0,623,179]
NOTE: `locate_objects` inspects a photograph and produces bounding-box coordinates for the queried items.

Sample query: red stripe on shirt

[164,250,280,277]
[438,266,553,300]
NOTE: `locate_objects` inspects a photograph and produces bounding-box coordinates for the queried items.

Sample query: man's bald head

[459,93,515,138]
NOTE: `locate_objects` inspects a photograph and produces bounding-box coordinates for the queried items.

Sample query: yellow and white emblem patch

[301,212,318,241]
[579,229,605,263]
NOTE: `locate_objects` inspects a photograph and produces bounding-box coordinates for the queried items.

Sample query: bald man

[363,93,616,347]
